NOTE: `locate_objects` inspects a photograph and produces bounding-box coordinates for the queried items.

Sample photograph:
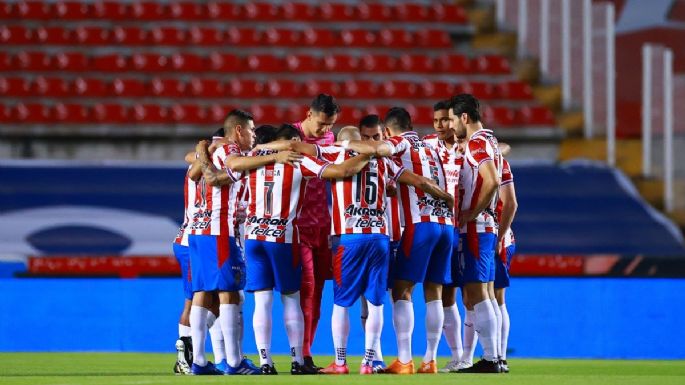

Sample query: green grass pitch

[0,353,684,385]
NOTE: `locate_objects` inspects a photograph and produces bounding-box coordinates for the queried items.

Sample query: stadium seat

[226,27,260,46]
[286,54,322,73]
[395,3,431,22]
[243,2,281,21]
[521,105,556,125]
[360,55,397,73]
[381,81,418,99]
[208,53,243,73]
[362,104,391,116]
[261,28,301,47]
[226,79,263,98]
[488,106,520,127]
[73,77,109,97]
[0,104,11,123]
[282,104,308,123]
[281,2,317,21]
[112,78,147,97]
[169,2,206,20]
[379,29,414,48]
[302,28,337,47]
[206,1,240,20]
[356,3,394,22]
[474,55,511,75]
[52,103,89,123]
[170,53,205,72]
[92,53,128,72]
[399,54,434,73]
[416,29,452,48]
[53,52,89,72]
[0,25,32,45]
[131,53,169,72]
[12,51,51,71]
[207,104,233,122]
[16,0,51,20]
[421,81,455,99]
[340,29,376,47]
[406,105,433,125]
[188,78,225,98]
[170,103,208,124]
[54,1,91,20]
[150,78,186,98]
[150,27,186,46]
[323,54,359,72]
[0,77,31,97]
[432,3,468,23]
[249,104,282,123]
[319,3,356,21]
[435,54,472,74]
[246,54,285,73]
[302,80,340,98]
[265,79,301,98]
[0,2,13,19]
[74,26,110,45]
[188,27,226,46]
[341,80,379,99]
[35,26,73,45]
[130,2,167,21]
[112,26,148,46]
[12,103,50,123]
[132,104,169,123]
[497,81,534,100]
[459,82,497,100]
[92,103,129,123]
[92,1,129,20]
[0,53,9,72]
[336,106,362,125]
[32,77,71,97]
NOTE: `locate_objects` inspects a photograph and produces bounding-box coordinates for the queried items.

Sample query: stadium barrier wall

[1,277,683,359]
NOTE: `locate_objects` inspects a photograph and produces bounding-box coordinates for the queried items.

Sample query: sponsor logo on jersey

[343,204,386,229]
[246,215,288,238]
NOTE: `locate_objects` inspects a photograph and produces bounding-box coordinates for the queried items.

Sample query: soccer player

[449,94,503,373]
[423,100,456,150]
[292,94,340,372]
[494,157,518,373]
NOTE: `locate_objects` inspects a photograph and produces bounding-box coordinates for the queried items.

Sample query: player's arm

[196,141,234,186]
[342,140,395,157]
[461,160,500,224]
[496,181,518,252]
[499,142,511,156]
[320,153,372,179]
[256,140,320,157]
[184,151,195,164]
[188,157,203,182]
[397,170,454,211]
[224,150,303,171]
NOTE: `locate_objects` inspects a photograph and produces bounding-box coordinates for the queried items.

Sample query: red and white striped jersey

[319,145,405,236]
[386,181,402,242]
[459,129,503,234]
[189,142,243,237]
[243,149,330,243]
[173,166,194,247]
[496,158,515,248]
[442,146,464,225]
[384,132,453,226]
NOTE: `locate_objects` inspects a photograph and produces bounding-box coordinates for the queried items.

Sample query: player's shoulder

[422,133,439,141]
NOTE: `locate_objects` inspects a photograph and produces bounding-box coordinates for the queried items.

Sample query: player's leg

[298,230,317,366]
[360,294,369,329]
[173,243,193,374]
[245,240,277,374]
[309,230,331,363]
[495,243,514,373]
[359,235,389,375]
[207,295,227,371]
[488,257,503,363]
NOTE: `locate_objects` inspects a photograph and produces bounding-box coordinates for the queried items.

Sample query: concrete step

[558,138,643,177]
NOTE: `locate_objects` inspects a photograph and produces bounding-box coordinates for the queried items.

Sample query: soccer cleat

[438,359,460,373]
[215,359,228,373]
[458,358,501,373]
[291,361,319,375]
[190,361,223,375]
[319,362,349,374]
[371,360,387,373]
[417,360,438,374]
[384,359,415,374]
[303,356,321,372]
[457,360,473,370]
[360,364,374,374]
[500,359,510,373]
[178,337,193,365]
[225,358,262,375]
[260,364,278,375]
[173,339,192,374]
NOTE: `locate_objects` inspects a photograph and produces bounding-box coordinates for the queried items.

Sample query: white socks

[332,304,350,365]
[189,305,209,367]
[360,295,369,329]
[443,304,463,361]
[473,299,498,361]
[179,324,191,338]
[463,310,478,363]
[423,300,443,363]
[500,304,510,360]
[364,301,383,364]
[392,300,414,364]
[207,311,226,364]
[238,290,245,359]
[491,299,503,359]
[253,291,274,366]
[219,304,241,368]
[282,292,305,364]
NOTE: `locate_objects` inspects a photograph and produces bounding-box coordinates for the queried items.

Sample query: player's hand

[386,180,397,197]
[458,209,473,225]
[275,150,303,165]
[258,140,293,152]
[445,194,455,211]
[496,236,503,255]
[196,140,210,160]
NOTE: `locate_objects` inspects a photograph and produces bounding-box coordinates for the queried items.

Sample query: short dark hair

[224,109,254,134]
[433,100,450,112]
[359,114,381,129]
[384,107,412,132]
[275,124,303,141]
[211,127,225,138]
[254,125,277,145]
[450,94,481,122]
[310,93,340,117]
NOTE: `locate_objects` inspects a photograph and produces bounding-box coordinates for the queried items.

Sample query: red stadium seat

[93,103,129,123]
[226,27,260,46]
[323,55,360,72]
[421,81,455,99]
[249,105,282,123]
[16,0,51,19]
[282,2,317,21]
[0,77,31,97]
[74,26,111,45]
[150,27,187,46]
[0,25,33,45]
[265,79,301,98]
[112,78,147,97]
[52,103,89,123]
[521,105,555,125]
[340,29,376,47]
[112,26,148,46]
[460,82,497,100]
[206,1,240,20]
[188,78,225,98]
[73,77,109,97]
[488,106,520,127]
[243,2,281,21]
[0,104,11,123]
[302,29,337,47]
[170,53,205,72]
[435,54,472,74]
[226,79,263,98]
[130,2,167,21]
[432,3,468,23]
[53,52,89,72]
[341,80,380,99]
[395,3,431,22]
[261,28,301,47]
[208,53,242,72]
[32,77,71,97]
[35,26,73,45]
[12,103,50,123]
[319,3,356,21]
[286,54,322,73]
[246,54,285,72]
[92,53,128,72]
[131,53,169,72]
[170,104,209,124]
[0,2,13,19]
[169,2,206,20]
[408,105,434,125]
[207,104,233,123]
[0,53,9,72]
[282,104,308,122]
[188,27,225,46]
[381,81,418,99]
[150,78,186,98]
[379,29,414,48]
[416,29,452,48]
[356,3,394,22]
[474,55,511,75]
[399,55,434,73]
[336,106,362,125]
[497,81,534,100]
[12,51,51,71]
[302,80,340,98]
[131,104,169,123]
[92,1,129,20]
[54,1,91,20]
[360,55,398,73]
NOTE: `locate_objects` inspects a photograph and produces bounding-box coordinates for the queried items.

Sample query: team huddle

[171,93,518,375]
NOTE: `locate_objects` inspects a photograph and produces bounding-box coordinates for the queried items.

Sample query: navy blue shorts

[495,244,515,289]
[394,222,454,285]
[462,232,496,284]
[173,243,193,300]
[333,234,390,307]
[445,230,463,288]
[387,240,400,289]
[188,234,245,292]
[244,240,301,293]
